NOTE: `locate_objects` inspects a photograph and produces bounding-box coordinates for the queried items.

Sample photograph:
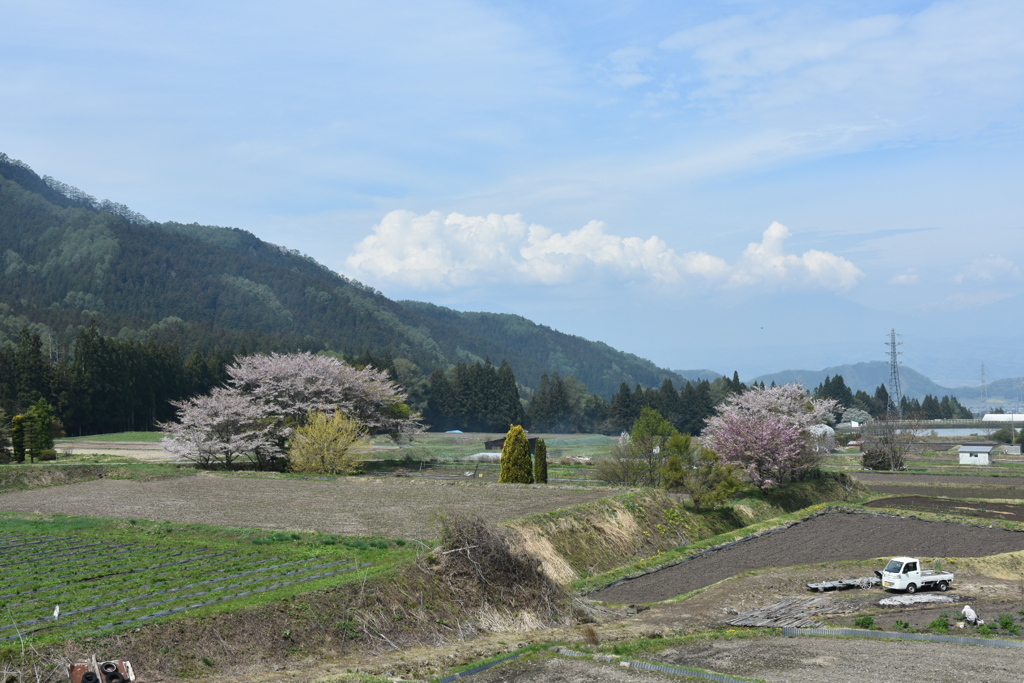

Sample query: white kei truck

[879,556,954,593]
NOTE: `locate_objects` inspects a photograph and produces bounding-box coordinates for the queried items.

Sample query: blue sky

[3,0,1023,386]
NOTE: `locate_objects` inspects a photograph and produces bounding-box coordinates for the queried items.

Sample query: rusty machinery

[68,657,135,683]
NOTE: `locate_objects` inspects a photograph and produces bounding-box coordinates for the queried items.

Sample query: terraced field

[0,520,407,644]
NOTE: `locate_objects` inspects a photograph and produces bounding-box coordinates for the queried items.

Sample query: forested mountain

[0,152,683,399]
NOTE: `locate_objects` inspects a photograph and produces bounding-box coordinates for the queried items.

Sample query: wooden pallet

[807,576,880,592]
[727,597,854,628]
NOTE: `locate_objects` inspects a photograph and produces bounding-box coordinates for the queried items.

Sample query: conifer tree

[11,415,25,463]
[499,424,532,483]
[534,437,548,484]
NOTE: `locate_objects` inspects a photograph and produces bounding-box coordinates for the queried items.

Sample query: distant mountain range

[0,152,685,398]
[749,361,1023,410]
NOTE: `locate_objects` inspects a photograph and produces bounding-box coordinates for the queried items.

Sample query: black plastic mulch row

[1,548,198,597]
[2,559,361,635]
[0,550,229,601]
[0,535,72,553]
[0,541,139,569]
[96,562,374,631]
[2,552,273,612]
[28,556,341,623]
[53,553,298,609]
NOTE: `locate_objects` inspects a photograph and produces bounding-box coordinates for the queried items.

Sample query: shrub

[289,410,368,475]
[853,615,875,629]
[534,438,548,484]
[978,624,992,636]
[997,614,1020,634]
[894,620,910,630]
[659,434,741,511]
[927,616,950,633]
[36,449,57,462]
[499,425,532,484]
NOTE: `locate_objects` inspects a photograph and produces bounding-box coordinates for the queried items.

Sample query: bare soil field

[590,512,1024,604]
[866,495,1024,522]
[57,440,177,462]
[461,637,1024,683]
[0,474,619,539]
[854,472,1024,501]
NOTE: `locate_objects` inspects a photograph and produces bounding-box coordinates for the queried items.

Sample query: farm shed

[958,445,993,465]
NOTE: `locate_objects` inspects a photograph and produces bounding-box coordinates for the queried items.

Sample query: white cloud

[890,268,919,286]
[606,47,654,87]
[954,256,1022,284]
[345,213,863,294]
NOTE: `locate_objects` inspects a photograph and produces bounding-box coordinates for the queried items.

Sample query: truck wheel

[906,583,917,594]
[938,581,948,591]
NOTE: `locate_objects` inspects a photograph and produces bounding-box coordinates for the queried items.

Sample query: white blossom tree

[702,384,839,490]
[162,388,282,469]
[162,352,421,469]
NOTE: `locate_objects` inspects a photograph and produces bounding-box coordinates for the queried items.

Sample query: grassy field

[58,432,164,443]
[0,513,415,646]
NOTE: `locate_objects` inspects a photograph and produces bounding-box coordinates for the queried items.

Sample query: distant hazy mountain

[672,369,724,383]
[752,361,1023,408]
[752,361,950,399]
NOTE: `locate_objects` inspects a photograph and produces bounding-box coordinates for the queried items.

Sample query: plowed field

[0,474,617,539]
[590,512,1024,604]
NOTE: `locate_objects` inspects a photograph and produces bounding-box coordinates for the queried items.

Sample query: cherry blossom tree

[162,352,421,469]
[702,384,838,490]
[162,388,282,470]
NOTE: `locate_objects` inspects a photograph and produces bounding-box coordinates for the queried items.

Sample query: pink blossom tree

[161,388,282,470]
[702,384,839,490]
[162,352,422,469]
[225,352,419,438]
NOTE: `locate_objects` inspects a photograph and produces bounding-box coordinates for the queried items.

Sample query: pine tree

[534,438,548,484]
[499,424,532,484]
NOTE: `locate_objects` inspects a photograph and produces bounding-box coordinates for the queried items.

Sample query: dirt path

[589,512,1024,604]
[0,474,619,539]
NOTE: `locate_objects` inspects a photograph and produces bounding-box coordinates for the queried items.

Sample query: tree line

[811,374,972,420]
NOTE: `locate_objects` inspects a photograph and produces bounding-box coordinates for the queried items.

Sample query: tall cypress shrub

[499,425,532,484]
[534,438,548,484]
[11,415,25,463]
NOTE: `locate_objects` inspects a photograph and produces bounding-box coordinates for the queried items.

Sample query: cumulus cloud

[345,212,863,294]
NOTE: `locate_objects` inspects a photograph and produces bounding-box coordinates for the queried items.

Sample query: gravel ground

[0,474,618,539]
[590,512,1024,604]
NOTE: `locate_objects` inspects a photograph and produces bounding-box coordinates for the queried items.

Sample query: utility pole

[887,329,903,417]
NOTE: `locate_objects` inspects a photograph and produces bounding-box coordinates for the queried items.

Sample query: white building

[958,445,993,465]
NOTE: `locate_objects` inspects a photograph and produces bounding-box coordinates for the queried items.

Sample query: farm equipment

[879,556,953,593]
[807,576,880,592]
[68,657,135,683]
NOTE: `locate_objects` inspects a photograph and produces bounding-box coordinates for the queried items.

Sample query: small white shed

[959,445,993,465]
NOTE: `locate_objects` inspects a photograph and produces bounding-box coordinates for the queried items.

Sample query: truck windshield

[884,560,904,573]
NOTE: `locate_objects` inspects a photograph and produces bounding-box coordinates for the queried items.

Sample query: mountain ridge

[0,152,686,398]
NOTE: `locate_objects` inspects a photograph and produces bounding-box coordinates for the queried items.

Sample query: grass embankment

[511,472,872,594]
[0,462,192,494]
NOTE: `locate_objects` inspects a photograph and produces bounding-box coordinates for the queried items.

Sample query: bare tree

[861,412,911,471]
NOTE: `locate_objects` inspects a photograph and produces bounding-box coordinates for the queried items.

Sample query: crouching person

[962,604,983,626]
